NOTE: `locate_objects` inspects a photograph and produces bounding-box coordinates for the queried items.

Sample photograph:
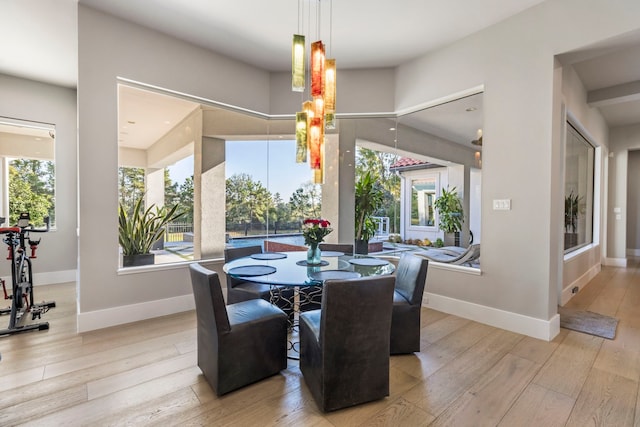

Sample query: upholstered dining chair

[299,275,395,412]
[318,242,354,254]
[189,263,288,395]
[224,246,294,319]
[390,253,429,354]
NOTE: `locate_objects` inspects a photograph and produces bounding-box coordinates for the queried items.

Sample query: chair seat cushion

[228,298,286,326]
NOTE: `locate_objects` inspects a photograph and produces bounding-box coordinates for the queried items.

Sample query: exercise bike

[0,213,55,336]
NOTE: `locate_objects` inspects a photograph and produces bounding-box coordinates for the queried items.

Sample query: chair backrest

[320,275,395,351]
[319,243,354,254]
[224,245,263,288]
[224,245,263,262]
[394,253,429,306]
[189,263,230,333]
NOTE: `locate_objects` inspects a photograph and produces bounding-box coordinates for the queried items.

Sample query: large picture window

[1,118,56,228]
[564,123,594,252]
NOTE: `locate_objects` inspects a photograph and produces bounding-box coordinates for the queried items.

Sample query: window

[564,123,594,252]
[0,118,56,227]
[354,146,401,236]
[225,139,318,248]
[411,177,436,227]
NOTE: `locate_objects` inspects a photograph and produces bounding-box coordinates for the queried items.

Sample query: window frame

[405,170,441,232]
[563,121,595,254]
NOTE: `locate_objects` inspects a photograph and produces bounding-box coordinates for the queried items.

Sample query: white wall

[394,0,640,338]
[610,123,640,260]
[76,1,640,339]
[77,5,275,330]
[0,74,77,284]
[76,5,400,331]
[558,61,608,304]
[628,150,640,254]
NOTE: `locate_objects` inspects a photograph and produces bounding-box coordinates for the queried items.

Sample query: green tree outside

[355,147,401,234]
[118,167,145,214]
[8,159,54,227]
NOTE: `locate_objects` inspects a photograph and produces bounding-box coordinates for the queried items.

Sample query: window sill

[563,243,597,262]
[117,257,223,275]
[429,262,481,275]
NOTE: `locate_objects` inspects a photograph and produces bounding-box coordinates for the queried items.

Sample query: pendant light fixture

[292,34,306,92]
[292,0,335,184]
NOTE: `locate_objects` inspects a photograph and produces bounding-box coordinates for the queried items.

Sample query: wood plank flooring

[1,258,639,426]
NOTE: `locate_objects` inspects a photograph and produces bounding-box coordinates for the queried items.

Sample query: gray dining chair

[318,242,354,254]
[299,275,395,412]
[391,253,429,354]
[224,245,294,319]
[189,263,288,395]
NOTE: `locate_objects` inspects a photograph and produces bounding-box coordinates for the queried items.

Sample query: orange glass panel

[311,41,325,97]
[309,117,322,170]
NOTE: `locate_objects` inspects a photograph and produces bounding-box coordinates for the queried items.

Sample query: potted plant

[354,171,384,254]
[118,197,185,267]
[564,191,580,249]
[433,186,464,247]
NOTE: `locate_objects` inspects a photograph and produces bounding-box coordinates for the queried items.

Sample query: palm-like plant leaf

[118,197,185,256]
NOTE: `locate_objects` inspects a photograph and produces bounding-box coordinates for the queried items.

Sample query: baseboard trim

[604,257,627,267]
[425,292,560,341]
[626,248,640,257]
[77,294,195,333]
[560,263,601,306]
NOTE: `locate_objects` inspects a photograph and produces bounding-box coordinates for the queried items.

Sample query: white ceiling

[118,85,199,150]
[78,0,547,72]
[561,33,640,128]
[1,0,548,88]
[2,0,640,142]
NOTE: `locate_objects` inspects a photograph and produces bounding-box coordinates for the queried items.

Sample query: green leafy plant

[118,197,185,256]
[355,170,384,241]
[434,238,444,248]
[564,191,580,233]
[433,186,464,234]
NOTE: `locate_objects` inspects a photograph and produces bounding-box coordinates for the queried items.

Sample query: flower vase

[307,243,322,265]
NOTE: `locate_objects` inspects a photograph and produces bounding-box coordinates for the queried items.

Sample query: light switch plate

[493,199,511,210]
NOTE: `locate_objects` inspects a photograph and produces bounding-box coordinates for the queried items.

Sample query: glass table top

[223,251,395,286]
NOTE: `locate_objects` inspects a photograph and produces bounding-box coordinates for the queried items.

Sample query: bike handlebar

[0,227,21,235]
[0,216,50,235]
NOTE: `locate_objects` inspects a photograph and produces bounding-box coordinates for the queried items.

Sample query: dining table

[223,250,396,357]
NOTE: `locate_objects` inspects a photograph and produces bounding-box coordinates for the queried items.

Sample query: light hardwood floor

[1,259,639,426]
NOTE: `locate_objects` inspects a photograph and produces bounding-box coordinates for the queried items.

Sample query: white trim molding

[77,293,195,333]
[604,257,627,267]
[626,248,640,257]
[425,292,560,341]
[560,263,601,306]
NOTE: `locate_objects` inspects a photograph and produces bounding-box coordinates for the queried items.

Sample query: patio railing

[165,222,193,242]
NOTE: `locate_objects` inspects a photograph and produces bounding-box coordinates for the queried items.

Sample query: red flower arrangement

[302,218,333,246]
